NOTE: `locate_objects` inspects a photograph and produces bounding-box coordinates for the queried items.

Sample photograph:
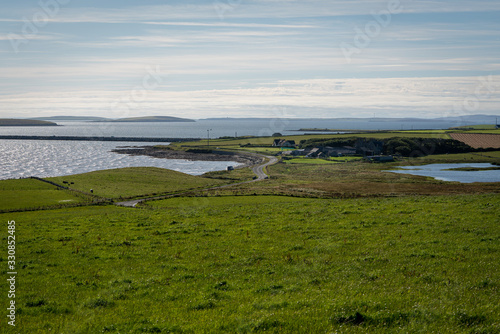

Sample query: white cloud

[1,1,499,119]
[142,21,316,29]
[2,1,499,25]
[0,33,62,41]
[1,76,498,119]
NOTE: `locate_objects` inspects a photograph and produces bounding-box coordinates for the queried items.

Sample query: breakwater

[0,135,200,142]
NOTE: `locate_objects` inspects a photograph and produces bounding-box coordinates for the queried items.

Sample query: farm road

[115,155,278,208]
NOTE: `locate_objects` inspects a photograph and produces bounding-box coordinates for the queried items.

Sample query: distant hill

[203,115,500,123]
[450,124,499,130]
[0,119,58,126]
[110,116,195,123]
[434,114,500,125]
[28,115,196,122]
[30,116,108,121]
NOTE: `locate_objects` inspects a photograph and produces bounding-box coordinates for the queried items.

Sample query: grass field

[205,155,500,198]
[2,131,500,333]
[451,124,499,130]
[283,158,342,164]
[0,178,88,212]
[2,194,498,333]
[173,131,453,151]
[47,167,228,199]
[283,157,363,164]
[414,151,500,163]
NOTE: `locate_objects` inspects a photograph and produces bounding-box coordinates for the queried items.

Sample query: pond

[384,163,500,183]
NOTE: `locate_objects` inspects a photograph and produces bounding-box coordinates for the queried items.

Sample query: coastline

[112,146,263,168]
[0,141,242,180]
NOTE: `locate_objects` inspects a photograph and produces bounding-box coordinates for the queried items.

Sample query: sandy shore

[112,146,263,167]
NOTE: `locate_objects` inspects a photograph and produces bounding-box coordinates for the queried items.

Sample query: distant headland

[29,115,196,123]
[105,116,195,123]
[0,119,58,126]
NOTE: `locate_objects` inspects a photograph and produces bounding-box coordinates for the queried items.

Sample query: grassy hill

[30,116,108,121]
[111,116,195,122]
[0,119,58,126]
[47,167,227,199]
[0,178,88,212]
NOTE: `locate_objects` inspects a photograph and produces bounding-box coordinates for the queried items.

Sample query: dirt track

[115,154,277,208]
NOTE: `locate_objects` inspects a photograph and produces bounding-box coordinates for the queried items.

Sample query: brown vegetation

[450,133,500,149]
[207,160,500,198]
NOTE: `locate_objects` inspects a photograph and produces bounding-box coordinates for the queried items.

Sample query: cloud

[1,1,498,120]
[1,76,498,119]
[142,21,317,29]
[0,32,63,41]
[2,1,499,25]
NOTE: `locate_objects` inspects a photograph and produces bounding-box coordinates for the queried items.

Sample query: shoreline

[112,146,264,168]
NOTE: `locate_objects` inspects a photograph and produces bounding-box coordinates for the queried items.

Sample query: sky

[0,0,499,119]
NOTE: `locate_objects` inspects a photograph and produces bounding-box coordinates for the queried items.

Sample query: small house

[272,139,296,148]
[291,149,307,156]
[323,146,357,157]
[305,148,320,158]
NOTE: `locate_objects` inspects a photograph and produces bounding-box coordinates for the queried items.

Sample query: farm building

[291,149,307,156]
[322,146,357,157]
[305,148,320,158]
[291,146,357,158]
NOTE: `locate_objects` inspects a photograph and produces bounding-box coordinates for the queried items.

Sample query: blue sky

[0,0,499,119]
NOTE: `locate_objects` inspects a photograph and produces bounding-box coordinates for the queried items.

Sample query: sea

[0,118,476,180]
[0,118,466,138]
[385,163,500,183]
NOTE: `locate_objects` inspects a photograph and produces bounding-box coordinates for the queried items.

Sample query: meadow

[47,167,229,200]
[1,194,499,333]
[0,178,89,212]
[172,132,453,153]
[1,130,499,333]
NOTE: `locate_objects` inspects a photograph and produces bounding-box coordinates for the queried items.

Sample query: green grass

[389,129,500,134]
[233,147,285,154]
[446,125,500,134]
[47,167,228,199]
[0,178,87,212]
[283,157,362,164]
[173,131,453,151]
[390,130,452,134]
[444,167,500,172]
[284,158,342,164]
[451,124,499,130]
[413,151,500,163]
[2,141,500,332]
[466,129,500,134]
[143,194,310,209]
[0,119,58,126]
[2,194,499,333]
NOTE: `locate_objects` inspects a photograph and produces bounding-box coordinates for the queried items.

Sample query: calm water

[385,163,500,183]
[0,140,240,180]
[0,119,465,139]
